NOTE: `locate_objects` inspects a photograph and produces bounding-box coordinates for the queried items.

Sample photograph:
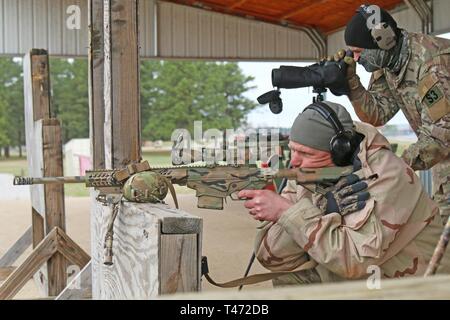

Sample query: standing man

[337,4,449,224]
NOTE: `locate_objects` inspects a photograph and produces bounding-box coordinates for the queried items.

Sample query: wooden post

[88,0,105,170]
[23,50,67,297]
[89,0,202,299]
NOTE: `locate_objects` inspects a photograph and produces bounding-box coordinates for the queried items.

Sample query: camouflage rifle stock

[13,160,353,210]
[14,161,353,265]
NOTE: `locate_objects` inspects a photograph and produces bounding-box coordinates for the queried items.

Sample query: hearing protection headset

[357,4,398,50]
[303,102,356,166]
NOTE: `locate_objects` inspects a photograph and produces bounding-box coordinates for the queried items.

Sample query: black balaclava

[345,5,407,73]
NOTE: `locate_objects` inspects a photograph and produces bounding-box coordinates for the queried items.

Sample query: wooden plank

[0,227,32,268]
[23,50,67,298]
[32,208,44,249]
[167,275,450,301]
[107,0,141,169]
[41,120,67,297]
[24,49,51,122]
[0,228,58,300]
[91,0,142,299]
[56,261,92,300]
[0,267,16,281]
[23,50,50,217]
[88,0,105,170]
[160,234,198,295]
[41,121,65,232]
[56,228,90,268]
[93,202,202,299]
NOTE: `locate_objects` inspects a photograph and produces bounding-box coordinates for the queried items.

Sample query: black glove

[318,174,370,216]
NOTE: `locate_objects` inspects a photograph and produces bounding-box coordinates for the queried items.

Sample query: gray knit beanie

[290,101,354,152]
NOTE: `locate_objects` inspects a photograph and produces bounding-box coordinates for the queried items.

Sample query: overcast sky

[240,32,450,129]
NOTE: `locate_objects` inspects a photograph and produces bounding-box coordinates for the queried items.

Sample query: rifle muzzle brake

[13,177,34,186]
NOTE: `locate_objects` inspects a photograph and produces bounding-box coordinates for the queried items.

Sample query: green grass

[0,157,28,176]
[142,150,172,167]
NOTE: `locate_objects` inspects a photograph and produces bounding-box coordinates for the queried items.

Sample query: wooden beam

[166,275,450,300]
[23,50,50,218]
[55,228,90,268]
[56,261,92,300]
[32,208,44,249]
[90,0,141,299]
[0,227,32,268]
[88,0,105,170]
[23,49,51,124]
[0,228,58,300]
[40,119,67,297]
[279,0,328,20]
[23,50,67,297]
[228,0,248,10]
[160,234,199,295]
[41,119,66,232]
[104,0,141,169]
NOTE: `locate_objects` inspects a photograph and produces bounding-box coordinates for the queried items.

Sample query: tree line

[0,58,258,157]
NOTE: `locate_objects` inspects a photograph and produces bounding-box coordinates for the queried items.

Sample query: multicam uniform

[348,32,450,224]
[255,122,450,285]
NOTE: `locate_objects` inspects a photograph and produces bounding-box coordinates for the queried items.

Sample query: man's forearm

[402,136,450,171]
[347,74,400,127]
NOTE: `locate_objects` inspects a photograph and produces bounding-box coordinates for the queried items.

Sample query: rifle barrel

[13,176,87,185]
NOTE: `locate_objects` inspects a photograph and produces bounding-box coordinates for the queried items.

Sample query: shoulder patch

[419,73,450,122]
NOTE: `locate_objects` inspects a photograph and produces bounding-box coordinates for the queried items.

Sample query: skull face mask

[357,30,409,74]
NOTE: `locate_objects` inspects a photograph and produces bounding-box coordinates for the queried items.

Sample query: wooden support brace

[0,228,90,300]
[0,228,58,300]
[0,227,32,268]
[56,261,92,300]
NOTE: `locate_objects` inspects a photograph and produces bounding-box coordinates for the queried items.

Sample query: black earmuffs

[303,102,356,166]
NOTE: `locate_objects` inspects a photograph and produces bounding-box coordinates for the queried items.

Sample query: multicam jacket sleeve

[402,59,450,171]
[348,72,401,127]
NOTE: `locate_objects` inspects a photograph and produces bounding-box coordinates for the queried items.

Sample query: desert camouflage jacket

[254,122,449,282]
